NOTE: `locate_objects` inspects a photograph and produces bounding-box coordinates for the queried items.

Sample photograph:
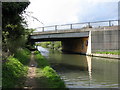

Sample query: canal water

[37,46,119,88]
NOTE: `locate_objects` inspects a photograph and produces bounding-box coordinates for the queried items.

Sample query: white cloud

[25,0,81,28]
[24,0,118,28]
[88,0,119,3]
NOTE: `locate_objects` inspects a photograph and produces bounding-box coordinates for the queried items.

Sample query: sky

[24,0,119,29]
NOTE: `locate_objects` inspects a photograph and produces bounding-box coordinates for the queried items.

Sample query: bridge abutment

[91,29,119,53]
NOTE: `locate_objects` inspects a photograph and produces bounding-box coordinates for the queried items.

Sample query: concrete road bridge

[30,20,119,55]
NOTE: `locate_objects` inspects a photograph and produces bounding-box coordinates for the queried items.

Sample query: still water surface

[37,46,119,88]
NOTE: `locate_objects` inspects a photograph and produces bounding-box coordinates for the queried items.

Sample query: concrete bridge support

[91,30,119,52]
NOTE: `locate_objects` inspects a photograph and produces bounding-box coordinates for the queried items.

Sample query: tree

[2,2,30,55]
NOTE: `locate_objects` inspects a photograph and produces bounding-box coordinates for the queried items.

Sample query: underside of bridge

[30,36,91,55]
[62,37,89,54]
[30,31,91,54]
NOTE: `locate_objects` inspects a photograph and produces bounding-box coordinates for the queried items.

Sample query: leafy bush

[14,48,30,65]
[2,48,31,88]
[2,56,28,88]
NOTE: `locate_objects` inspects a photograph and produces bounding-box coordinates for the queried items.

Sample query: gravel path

[24,52,38,89]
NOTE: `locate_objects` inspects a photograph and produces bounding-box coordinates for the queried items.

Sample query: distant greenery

[2,48,30,88]
[95,50,120,55]
[34,51,66,88]
[36,41,62,51]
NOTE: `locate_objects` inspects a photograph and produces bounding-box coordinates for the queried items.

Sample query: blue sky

[24,0,119,28]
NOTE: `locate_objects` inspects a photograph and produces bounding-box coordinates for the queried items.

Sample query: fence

[35,20,118,32]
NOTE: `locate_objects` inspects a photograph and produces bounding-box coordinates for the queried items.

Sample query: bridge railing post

[88,22,90,27]
[70,24,72,29]
[109,20,111,26]
[42,27,44,32]
[55,25,57,31]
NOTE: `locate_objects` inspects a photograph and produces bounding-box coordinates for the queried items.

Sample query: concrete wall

[91,30,119,52]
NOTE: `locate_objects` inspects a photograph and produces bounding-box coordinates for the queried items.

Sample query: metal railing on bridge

[35,20,118,32]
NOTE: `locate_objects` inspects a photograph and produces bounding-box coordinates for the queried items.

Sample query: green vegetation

[2,2,66,89]
[36,41,62,51]
[1,2,32,89]
[34,51,66,88]
[14,48,31,65]
[2,2,32,56]
[2,2,32,88]
[95,50,120,55]
[2,48,30,88]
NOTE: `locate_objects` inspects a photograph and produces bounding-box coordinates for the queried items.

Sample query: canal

[37,46,119,88]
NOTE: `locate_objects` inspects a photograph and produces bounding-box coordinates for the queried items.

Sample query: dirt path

[24,52,38,89]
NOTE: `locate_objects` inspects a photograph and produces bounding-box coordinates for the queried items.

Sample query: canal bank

[61,52,120,60]
[33,51,66,88]
[90,53,120,59]
[61,50,120,59]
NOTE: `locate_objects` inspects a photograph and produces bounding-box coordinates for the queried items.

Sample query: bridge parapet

[32,25,118,35]
[33,20,118,34]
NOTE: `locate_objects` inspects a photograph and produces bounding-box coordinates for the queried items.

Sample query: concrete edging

[88,53,120,59]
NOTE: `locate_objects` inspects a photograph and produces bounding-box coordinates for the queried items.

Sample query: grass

[95,50,120,55]
[34,51,66,88]
[2,48,30,88]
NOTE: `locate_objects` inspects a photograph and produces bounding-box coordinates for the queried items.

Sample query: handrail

[35,20,118,32]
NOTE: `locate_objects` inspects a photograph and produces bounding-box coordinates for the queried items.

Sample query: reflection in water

[37,46,49,57]
[37,46,119,88]
[86,56,92,83]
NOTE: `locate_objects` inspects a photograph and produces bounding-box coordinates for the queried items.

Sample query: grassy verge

[34,51,66,88]
[2,48,30,88]
[95,50,120,55]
